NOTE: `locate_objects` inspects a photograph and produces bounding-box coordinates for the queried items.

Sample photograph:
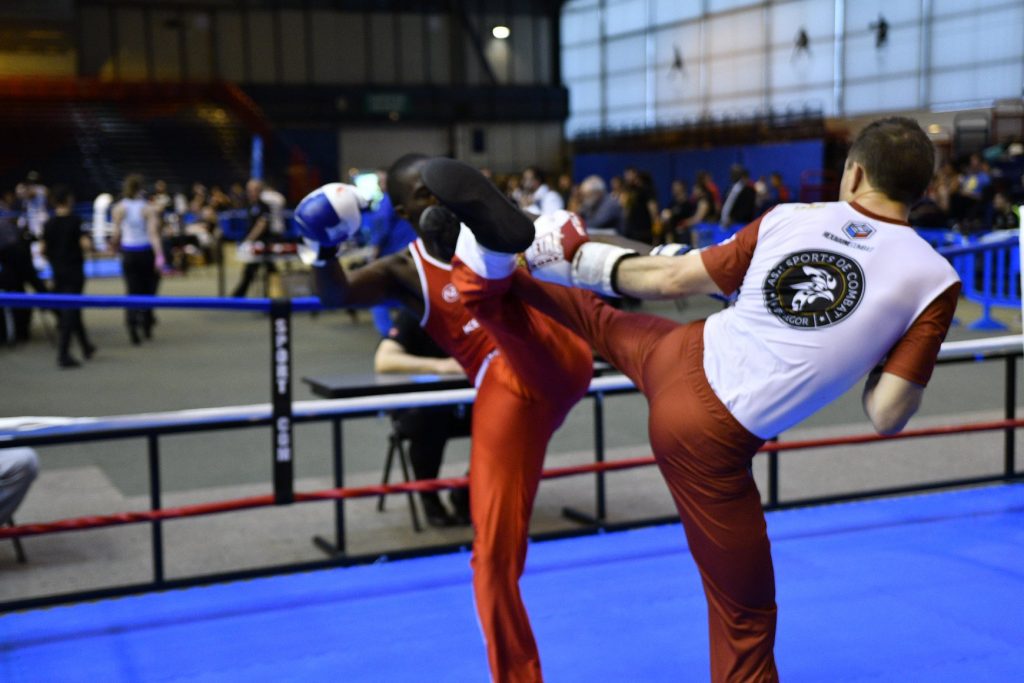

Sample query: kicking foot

[421,157,535,253]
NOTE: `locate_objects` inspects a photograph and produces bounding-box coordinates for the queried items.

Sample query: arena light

[492,25,510,40]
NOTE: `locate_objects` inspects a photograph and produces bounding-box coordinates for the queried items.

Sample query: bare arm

[110,204,123,251]
[614,250,722,300]
[374,339,463,375]
[862,369,924,435]
[145,206,164,261]
[243,214,269,243]
[314,252,423,315]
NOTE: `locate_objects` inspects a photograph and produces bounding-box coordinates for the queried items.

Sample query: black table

[303,361,617,557]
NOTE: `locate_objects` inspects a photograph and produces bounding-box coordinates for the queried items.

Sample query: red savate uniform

[509,203,960,681]
[408,239,593,682]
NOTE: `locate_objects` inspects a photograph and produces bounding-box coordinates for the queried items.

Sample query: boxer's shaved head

[387,153,430,211]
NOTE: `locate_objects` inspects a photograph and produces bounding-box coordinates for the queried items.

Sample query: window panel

[150,10,182,81]
[605,106,646,128]
[115,7,147,80]
[769,43,834,90]
[706,7,766,54]
[184,11,213,81]
[605,0,647,38]
[768,0,834,48]
[566,112,603,138]
[370,14,397,83]
[246,10,276,83]
[929,62,1024,108]
[561,5,600,45]
[930,6,1024,69]
[708,0,761,13]
[845,0,920,28]
[79,6,112,77]
[844,76,918,115]
[651,0,701,26]
[933,0,1018,17]
[654,98,703,124]
[653,23,701,108]
[844,23,921,81]
[215,11,244,82]
[707,51,766,99]
[398,14,425,85]
[563,43,601,81]
[427,14,450,85]
[606,70,646,109]
[568,76,602,114]
[510,14,537,84]
[278,12,307,81]
[605,34,646,73]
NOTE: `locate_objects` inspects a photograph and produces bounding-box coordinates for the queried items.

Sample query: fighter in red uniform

[294,154,593,682]
[420,118,960,681]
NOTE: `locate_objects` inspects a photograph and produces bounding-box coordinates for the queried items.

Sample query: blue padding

[0,292,323,312]
[1,485,1021,682]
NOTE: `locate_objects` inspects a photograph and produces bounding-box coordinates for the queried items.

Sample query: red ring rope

[2,418,1021,540]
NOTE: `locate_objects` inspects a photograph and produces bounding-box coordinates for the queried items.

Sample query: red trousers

[452,262,594,683]
[510,271,779,683]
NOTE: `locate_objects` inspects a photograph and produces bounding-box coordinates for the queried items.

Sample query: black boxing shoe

[421,157,535,254]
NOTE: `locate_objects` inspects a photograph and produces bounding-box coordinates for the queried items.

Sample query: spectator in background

[231,179,275,299]
[0,202,48,344]
[695,170,721,213]
[720,164,757,228]
[609,175,625,203]
[42,186,96,368]
[991,191,1020,231]
[21,171,49,237]
[556,172,575,210]
[111,174,163,345]
[229,182,247,209]
[957,153,993,231]
[934,161,960,217]
[374,309,471,527]
[0,447,38,527]
[680,178,717,247]
[577,175,623,234]
[209,185,233,212]
[504,174,524,206]
[621,167,659,244]
[909,179,949,228]
[659,179,696,244]
[520,166,564,215]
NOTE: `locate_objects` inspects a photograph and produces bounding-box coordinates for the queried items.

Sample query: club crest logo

[762,250,865,329]
[442,283,460,303]
[843,221,875,240]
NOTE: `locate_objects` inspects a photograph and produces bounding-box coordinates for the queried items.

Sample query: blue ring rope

[0,292,323,312]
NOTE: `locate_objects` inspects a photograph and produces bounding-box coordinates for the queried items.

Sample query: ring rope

[3,418,1021,540]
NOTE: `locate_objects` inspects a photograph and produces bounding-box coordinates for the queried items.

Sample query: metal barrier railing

[0,289,1021,612]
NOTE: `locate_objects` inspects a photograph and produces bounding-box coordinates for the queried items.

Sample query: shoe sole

[421,157,535,253]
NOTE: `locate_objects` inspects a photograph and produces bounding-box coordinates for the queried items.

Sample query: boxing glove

[526,210,637,296]
[294,183,366,266]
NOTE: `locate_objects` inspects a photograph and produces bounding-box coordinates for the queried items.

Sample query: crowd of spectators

[910,144,1024,233]
[484,163,792,248]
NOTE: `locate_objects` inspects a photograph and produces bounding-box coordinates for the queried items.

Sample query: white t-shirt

[700,201,960,439]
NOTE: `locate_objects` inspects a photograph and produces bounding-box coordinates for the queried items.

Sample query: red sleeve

[699,214,765,295]
[882,283,961,386]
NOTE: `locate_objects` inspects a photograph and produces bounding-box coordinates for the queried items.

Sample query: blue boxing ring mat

[2,484,1023,682]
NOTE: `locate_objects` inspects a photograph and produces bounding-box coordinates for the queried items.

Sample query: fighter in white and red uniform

[294,158,593,683]
[424,117,961,682]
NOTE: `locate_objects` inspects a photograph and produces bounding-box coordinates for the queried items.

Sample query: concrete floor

[1,259,1021,604]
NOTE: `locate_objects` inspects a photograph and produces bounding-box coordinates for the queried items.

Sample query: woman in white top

[110,174,163,345]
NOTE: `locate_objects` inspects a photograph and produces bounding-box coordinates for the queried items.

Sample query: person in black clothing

[231,179,276,298]
[659,179,696,245]
[621,167,659,244]
[374,309,472,527]
[721,165,757,228]
[0,212,48,344]
[42,186,95,368]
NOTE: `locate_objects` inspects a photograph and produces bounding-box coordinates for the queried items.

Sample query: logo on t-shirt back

[843,221,875,239]
[762,250,865,329]
[441,283,459,303]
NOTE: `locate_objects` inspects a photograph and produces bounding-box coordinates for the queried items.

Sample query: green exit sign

[365,93,410,114]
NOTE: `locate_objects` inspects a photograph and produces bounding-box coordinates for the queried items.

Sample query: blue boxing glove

[295,183,367,266]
